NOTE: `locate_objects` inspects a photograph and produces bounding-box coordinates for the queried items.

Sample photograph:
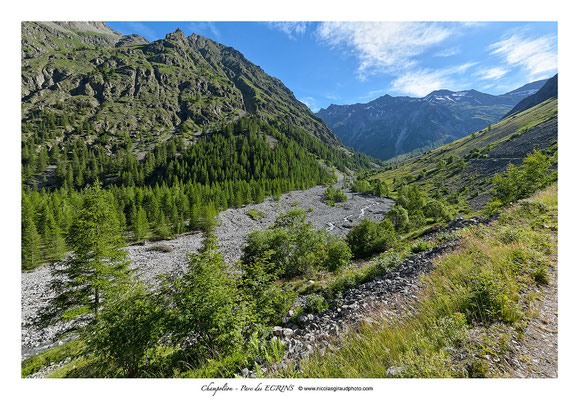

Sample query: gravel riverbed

[21,184,394,359]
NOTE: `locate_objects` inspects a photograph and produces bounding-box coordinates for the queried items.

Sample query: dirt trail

[508,264,558,378]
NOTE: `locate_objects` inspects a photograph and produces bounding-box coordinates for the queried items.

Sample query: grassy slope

[281,184,557,378]
[372,98,558,208]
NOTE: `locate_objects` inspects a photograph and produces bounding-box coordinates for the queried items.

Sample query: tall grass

[279,184,557,378]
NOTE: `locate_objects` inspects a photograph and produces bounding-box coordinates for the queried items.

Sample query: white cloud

[267,22,308,40]
[434,47,460,57]
[474,66,510,80]
[299,96,319,111]
[188,22,222,39]
[489,33,557,79]
[390,63,477,97]
[315,22,454,79]
[126,22,157,41]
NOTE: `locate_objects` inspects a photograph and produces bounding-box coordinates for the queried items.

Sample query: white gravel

[21,183,394,359]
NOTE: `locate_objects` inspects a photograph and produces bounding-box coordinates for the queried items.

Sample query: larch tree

[50,183,131,322]
[22,194,42,270]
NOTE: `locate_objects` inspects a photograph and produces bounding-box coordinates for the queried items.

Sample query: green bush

[386,205,409,232]
[246,208,265,220]
[374,253,402,274]
[410,240,430,253]
[424,199,451,222]
[304,294,329,314]
[346,219,396,259]
[87,282,163,377]
[242,209,350,278]
[324,237,352,272]
[164,233,249,362]
[492,151,555,205]
[240,255,297,327]
[324,187,348,203]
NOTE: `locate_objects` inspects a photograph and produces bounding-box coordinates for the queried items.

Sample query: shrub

[492,151,555,205]
[324,237,352,272]
[386,205,409,231]
[410,240,430,253]
[323,187,348,203]
[242,209,350,278]
[346,219,396,259]
[424,199,451,222]
[374,253,402,274]
[246,208,265,220]
[87,282,163,377]
[304,294,329,314]
[240,256,297,327]
[409,211,426,230]
[164,233,248,361]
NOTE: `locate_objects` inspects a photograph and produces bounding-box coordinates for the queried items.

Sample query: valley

[22,181,393,359]
[20,21,558,380]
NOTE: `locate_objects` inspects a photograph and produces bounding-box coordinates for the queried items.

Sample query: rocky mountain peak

[165,28,187,42]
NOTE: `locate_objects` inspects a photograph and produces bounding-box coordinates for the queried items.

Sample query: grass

[275,184,557,378]
[372,98,558,205]
[246,208,265,220]
[21,339,86,378]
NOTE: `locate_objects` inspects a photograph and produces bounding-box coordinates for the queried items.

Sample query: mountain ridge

[317,79,549,160]
[503,74,558,119]
[21,22,341,149]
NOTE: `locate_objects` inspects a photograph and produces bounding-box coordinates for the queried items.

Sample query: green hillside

[371,98,558,210]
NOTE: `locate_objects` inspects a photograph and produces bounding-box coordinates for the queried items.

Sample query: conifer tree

[50,183,130,321]
[22,196,42,270]
[132,206,149,241]
[42,209,66,262]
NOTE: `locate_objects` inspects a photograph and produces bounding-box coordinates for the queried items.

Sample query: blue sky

[106,21,558,112]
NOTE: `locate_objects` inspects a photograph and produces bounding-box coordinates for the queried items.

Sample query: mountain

[316,80,548,160]
[372,97,558,210]
[503,74,558,119]
[21,21,383,270]
[21,22,340,147]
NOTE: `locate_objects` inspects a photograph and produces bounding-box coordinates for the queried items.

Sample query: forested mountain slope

[20,22,378,270]
[22,22,339,147]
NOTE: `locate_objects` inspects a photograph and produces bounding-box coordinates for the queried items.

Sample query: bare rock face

[21,22,341,150]
[21,22,124,58]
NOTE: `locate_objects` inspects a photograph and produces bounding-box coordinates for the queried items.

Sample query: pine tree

[50,183,130,321]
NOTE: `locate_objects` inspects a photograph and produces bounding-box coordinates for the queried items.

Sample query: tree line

[22,117,380,270]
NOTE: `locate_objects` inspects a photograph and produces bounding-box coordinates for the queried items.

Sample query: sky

[106,21,558,112]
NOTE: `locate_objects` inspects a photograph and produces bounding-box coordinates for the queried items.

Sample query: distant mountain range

[503,74,558,119]
[316,78,550,160]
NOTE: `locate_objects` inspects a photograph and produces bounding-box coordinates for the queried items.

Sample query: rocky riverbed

[21,184,394,359]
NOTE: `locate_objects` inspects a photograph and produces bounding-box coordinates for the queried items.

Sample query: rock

[386,366,403,376]
[272,326,283,337]
[282,328,294,338]
[241,368,250,378]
